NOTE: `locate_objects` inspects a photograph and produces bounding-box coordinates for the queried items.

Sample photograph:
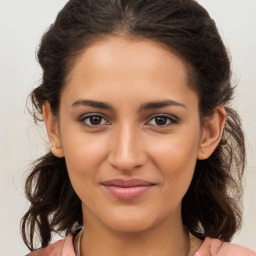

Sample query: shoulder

[195,237,256,256]
[26,234,76,256]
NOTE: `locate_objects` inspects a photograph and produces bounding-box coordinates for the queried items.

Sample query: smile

[101,179,155,200]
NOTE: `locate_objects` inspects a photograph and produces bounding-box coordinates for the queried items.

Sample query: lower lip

[102,185,154,200]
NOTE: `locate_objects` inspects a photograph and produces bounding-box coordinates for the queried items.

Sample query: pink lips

[101,179,155,200]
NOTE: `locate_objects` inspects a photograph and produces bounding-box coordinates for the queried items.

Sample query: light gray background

[0,0,255,255]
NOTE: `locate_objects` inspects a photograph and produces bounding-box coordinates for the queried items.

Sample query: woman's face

[51,37,207,233]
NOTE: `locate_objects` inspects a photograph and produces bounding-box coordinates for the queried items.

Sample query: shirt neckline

[73,228,202,256]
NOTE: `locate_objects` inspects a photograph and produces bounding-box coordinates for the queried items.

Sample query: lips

[101,179,155,200]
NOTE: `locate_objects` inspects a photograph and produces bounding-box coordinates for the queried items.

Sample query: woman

[21,0,256,255]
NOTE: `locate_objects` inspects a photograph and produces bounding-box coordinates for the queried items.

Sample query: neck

[80,213,190,256]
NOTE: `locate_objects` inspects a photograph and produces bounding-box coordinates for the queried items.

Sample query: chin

[101,209,162,234]
[108,220,154,234]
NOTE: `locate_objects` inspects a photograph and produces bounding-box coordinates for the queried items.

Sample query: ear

[197,106,226,160]
[43,103,64,158]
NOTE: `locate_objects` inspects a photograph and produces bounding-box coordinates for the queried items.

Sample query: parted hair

[21,0,245,251]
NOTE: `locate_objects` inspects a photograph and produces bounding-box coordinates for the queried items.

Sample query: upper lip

[101,179,155,187]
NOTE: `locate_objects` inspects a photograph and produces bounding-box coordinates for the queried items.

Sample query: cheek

[62,137,106,203]
[60,128,109,190]
[149,130,200,193]
[151,131,200,169]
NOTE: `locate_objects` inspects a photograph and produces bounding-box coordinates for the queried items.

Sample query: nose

[107,124,147,172]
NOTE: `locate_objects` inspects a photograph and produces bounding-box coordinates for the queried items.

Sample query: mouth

[101,179,156,200]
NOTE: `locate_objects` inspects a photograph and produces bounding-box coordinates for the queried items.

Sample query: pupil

[156,116,167,125]
[90,116,101,125]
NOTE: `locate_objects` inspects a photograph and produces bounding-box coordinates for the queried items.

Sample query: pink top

[26,234,256,256]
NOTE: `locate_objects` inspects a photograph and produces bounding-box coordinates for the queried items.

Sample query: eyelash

[79,113,178,128]
[147,114,178,126]
[79,113,110,127]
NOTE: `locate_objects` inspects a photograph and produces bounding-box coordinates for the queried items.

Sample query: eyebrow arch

[139,99,186,112]
[71,99,114,110]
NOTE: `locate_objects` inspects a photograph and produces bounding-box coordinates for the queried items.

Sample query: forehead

[62,36,198,108]
[69,36,188,82]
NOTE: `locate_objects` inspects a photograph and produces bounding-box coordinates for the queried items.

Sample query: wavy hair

[21,0,245,251]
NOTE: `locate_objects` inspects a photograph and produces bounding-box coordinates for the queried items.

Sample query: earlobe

[197,106,226,160]
[43,103,64,158]
[51,145,64,158]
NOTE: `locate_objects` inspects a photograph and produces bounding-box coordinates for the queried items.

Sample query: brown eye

[89,116,102,125]
[147,114,177,127]
[155,116,168,125]
[80,114,109,127]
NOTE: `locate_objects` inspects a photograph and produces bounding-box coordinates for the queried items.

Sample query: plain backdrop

[0,0,255,255]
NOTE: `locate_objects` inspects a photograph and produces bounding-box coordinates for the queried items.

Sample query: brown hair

[21,0,245,251]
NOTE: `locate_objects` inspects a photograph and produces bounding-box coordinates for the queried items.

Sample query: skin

[44,36,226,256]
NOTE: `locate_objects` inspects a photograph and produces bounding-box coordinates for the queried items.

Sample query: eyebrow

[71,99,186,111]
[139,99,186,111]
[71,99,114,110]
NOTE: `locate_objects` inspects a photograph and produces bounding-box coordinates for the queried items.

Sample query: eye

[80,114,109,127]
[147,114,177,126]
